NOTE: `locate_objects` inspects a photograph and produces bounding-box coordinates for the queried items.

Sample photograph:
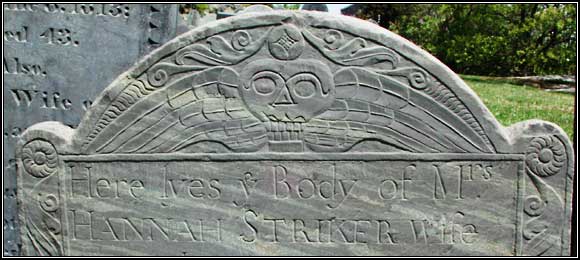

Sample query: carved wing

[304,67,494,153]
[85,67,267,154]
[78,28,276,154]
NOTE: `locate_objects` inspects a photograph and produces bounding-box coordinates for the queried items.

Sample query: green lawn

[460,75,575,142]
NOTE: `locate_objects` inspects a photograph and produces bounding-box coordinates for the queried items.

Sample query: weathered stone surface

[14,11,574,256]
[3,4,179,255]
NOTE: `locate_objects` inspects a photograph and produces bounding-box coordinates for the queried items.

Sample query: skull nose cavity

[272,86,295,106]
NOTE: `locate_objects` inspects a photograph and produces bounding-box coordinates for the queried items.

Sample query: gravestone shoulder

[3,4,179,256]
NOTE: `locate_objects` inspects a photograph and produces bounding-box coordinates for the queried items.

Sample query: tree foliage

[355,4,576,76]
[273,4,300,10]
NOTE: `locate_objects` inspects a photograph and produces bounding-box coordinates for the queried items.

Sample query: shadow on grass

[460,74,576,95]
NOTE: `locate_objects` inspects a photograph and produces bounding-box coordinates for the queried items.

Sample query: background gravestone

[3,4,179,255]
[12,10,575,256]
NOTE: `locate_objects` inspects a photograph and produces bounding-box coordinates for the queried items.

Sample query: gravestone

[3,3,179,255]
[14,11,574,256]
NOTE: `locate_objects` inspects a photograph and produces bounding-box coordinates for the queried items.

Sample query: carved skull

[240,59,335,123]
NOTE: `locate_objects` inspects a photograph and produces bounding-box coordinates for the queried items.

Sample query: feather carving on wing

[304,67,493,153]
[87,66,268,154]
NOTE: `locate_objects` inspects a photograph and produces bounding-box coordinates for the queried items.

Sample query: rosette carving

[21,140,58,178]
[526,136,566,177]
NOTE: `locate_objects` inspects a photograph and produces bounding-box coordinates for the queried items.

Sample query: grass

[460,75,576,142]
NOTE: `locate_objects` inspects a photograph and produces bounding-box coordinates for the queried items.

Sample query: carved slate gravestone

[4,4,178,255]
[15,11,574,256]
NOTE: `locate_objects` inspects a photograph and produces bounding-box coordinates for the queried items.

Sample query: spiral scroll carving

[147,67,169,87]
[232,30,252,51]
[524,195,545,217]
[39,193,59,213]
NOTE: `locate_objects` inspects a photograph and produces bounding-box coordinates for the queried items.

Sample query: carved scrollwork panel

[78,18,497,154]
[19,140,64,256]
[520,135,568,256]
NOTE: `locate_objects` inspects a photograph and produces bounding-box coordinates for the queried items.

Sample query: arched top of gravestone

[301,4,329,12]
[241,4,274,13]
[72,11,512,154]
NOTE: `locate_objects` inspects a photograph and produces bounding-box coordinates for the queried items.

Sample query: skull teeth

[267,121,303,141]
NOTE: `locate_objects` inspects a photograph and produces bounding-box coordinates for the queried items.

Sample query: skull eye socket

[251,71,283,95]
[288,73,320,99]
[293,81,316,98]
[254,78,276,94]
